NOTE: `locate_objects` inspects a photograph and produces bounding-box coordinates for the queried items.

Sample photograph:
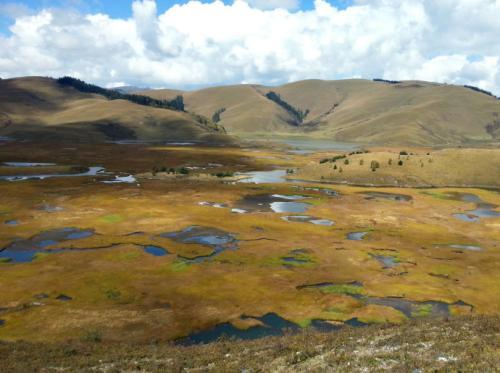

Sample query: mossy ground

[0,142,499,344]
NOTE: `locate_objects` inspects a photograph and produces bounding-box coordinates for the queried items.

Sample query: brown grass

[0,316,498,372]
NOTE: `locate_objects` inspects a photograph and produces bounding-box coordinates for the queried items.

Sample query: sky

[0,0,499,94]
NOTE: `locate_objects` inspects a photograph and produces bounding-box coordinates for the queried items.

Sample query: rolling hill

[0,77,231,143]
[142,79,500,146]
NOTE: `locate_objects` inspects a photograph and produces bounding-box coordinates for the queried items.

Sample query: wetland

[0,141,498,344]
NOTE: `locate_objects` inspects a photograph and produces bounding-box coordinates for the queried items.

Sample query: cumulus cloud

[0,0,499,95]
[242,0,300,10]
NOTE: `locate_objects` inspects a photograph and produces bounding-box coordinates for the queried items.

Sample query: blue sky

[0,0,353,34]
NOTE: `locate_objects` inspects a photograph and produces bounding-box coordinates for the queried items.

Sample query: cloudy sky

[1,0,499,94]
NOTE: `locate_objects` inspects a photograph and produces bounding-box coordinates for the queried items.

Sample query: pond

[362,192,412,202]
[255,138,360,154]
[3,162,57,167]
[235,194,311,214]
[0,227,96,263]
[178,312,365,345]
[281,216,334,226]
[448,192,500,222]
[144,246,169,256]
[346,232,368,241]
[0,166,105,181]
[161,226,238,263]
[369,254,399,268]
[439,244,483,252]
[351,295,470,318]
[102,175,137,184]
[235,170,288,184]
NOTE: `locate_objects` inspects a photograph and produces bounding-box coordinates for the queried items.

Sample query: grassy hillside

[0,77,231,143]
[143,79,500,146]
[1,316,497,372]
[294,148,500,188]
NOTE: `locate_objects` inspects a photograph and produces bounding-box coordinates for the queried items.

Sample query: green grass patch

[33,252,50,261]
[295,319,312,328]
[411,304,433,317]
[319,284,364,296]
[0,257,12,263]
[117,251,140,260]
[100,214,124,224]
[170,260,190,272]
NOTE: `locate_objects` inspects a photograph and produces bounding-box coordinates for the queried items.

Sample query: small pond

[0,166,105,182]
[178,312,365,345]
[235,170,288,184]
[362,192,412,202]
[235,194,311,214]
[448,192,500,222]
[144,246,169,256]
[161,226,238,263]
[3,162,57,167]
[346,232,368,241]
[369,254,399,268]
[281,216,334,226]
[0,227,96,263]
[102,175,137,184]
[438,244,483,252]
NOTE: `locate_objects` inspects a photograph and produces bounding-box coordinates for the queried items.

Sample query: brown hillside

[0,77,231,143]
[143,79,500,146]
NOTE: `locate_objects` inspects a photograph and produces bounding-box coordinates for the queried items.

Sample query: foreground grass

[1,316,498,372]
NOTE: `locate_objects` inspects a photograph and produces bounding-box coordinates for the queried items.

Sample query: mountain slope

[0,77,231,143]
[143,79,500,146]
[143,84,300,133]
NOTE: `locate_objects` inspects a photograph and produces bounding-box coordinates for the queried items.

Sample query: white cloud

[0,0,499,95]
[241,0,300,10]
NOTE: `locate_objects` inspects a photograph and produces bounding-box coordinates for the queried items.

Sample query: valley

[0,140,498,347]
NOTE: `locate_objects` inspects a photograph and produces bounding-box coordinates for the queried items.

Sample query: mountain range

[1,76,499,146]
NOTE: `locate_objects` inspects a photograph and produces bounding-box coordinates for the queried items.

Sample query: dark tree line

[373,78,402,84]
[57,77,185,111]
[265,91,309,125]
[463,85,499,99]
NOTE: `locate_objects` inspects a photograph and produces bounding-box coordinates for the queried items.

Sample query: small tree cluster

[370,160,380,171]
[212,107,226,123]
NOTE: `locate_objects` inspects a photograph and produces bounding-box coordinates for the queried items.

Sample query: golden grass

[295,147,500,188]
[0,144,499,343]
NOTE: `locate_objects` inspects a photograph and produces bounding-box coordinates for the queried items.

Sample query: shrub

[399,151,408,156]
[81,330,102,343]
[370,160,380,171]
[344,159,349,165]
[398,160,403,166]
[333,164,337,170]
[359,159,364,166]
[388,158,393,165]
[214,172,234,178]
